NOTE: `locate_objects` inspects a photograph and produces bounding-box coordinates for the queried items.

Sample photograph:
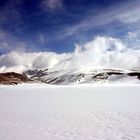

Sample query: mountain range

[0,68,140,85]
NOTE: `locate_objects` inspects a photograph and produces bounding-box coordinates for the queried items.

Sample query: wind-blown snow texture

[0,36,140,73]
[0,84,140,140]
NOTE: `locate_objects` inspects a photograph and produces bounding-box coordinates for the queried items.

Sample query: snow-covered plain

[0,84,140,140]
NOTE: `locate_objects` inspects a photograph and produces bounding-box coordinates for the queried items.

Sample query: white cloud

[0,29,28,52]
[54,0,140,40]
[41,0,63,11]
[0,41,9,50]
[0,36,139,73]
[119,8,140,23]
[38,34,46,44]
[125,30,140,49]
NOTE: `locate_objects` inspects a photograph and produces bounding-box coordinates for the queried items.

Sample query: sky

[0,0,140,54]
[0,0,140,72]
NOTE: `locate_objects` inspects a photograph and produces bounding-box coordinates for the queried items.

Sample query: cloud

[0,0,22,26]
[0,36,139,73]
[0,41,9,50]
[119,8,140,23]
[38,34,46,44]
[122,28,140,51]
[41,0,63,11]
[0,0,26,53]
[53,0,140,40]
[0,29,28,53]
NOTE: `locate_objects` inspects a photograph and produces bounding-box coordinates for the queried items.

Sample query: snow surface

[0,84,140,140]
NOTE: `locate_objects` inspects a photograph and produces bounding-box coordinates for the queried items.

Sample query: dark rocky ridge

[0,72,32,85]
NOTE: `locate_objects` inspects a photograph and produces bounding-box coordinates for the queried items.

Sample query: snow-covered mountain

[0,68,140,85]
[0,36,140,85]
[24,68,140,85]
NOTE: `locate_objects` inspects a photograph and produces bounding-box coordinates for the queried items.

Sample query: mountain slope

[24,69,140,85]
[0,68,140,85]
[0,72,31,85]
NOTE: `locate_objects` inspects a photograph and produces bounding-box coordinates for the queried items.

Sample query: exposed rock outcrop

[0,72,32,85]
